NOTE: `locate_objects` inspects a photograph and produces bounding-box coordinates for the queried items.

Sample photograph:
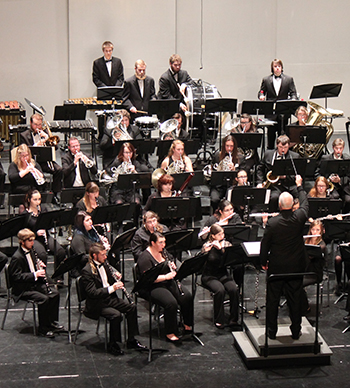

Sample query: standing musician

[260,175,308,340]
[258,59,298,149]
[20,113,63,200]
[137,232,193,343]
[8,144,45,194]
[317,138,350,212]
[210,135,244,212]
[256,134,300,212]
[131,211,169,262]
[61,137,97,188]
[202,224,239,328]
[161,139,193,173]
[92,41,124,88]
[9,228,63,338]
[20,190,66,282]
[81,243,147,356]
[106,142,150,206]
[158,54,193,115]
[308,176,339,199]
[122,59,157,121]
[302,219,326,314]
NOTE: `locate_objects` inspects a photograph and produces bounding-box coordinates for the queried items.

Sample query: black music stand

[24,97,46,116]
[132,262,169,362]
[271,158,308,178]
[309,83,342,108]
[308,199,342,220]
[0,214,27,242]
[29,146,55,166]
[111,139,157,161]
[285,125,327,151]
[231,132,263,150]
[230,187,268,222]
[52,253,84,342]
[171,171,204,191]
[211,171,237,188]
[164,229,194,258]
[151,197,195,229]
[108,227,137,282]
[319,160,350,178]
[156,139,201,163]
[339,244,350,331]
[97,86,123,102]
[60,187,86,206]
[175,252,209,346]
[117,173,151,203]
[275,100,307,135]
[148,99,181,121]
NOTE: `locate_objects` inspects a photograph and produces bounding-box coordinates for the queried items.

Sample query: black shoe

[38,329,55,338]
[126,338,148,350]
[108,342,124,356]
[292,331,301,340]
[343,313,350,321]
[268,331,276,340]
[50,322,65,332]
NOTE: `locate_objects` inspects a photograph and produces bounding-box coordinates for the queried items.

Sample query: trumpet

[75,151,94,168]
[26,160,45,186]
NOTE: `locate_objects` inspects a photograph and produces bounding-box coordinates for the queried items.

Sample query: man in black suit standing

[8,228,63,338]
[260,175,308,340]
[61,137,97,188]
[20,113,63,200]
[92,41,124,87]
[256,135,300,211]
[123,59,156,121]
[258,59,298,149]
[81,243,147,356]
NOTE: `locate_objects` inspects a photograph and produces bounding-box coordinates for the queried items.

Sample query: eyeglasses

[25,237,35,242]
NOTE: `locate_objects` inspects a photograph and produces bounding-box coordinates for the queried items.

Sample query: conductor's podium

[232,317,332,369]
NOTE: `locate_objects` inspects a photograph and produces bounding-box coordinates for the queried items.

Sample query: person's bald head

[279,192,294,210]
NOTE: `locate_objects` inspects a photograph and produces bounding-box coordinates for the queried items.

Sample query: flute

[198,212,236,238]
[317,212,350,221]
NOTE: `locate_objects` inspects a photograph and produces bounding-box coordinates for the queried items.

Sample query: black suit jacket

[92,56,124,87]
[260,186,308,274]
[258,73,297,102]
[81,261,118,320]
[158,69,192,100]
[61,151,97,188]
[123,75,156,112]
[8,247,41,299]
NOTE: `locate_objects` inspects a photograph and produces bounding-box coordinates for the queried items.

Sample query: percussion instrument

[134,116,159,130]
[0,100,26,143]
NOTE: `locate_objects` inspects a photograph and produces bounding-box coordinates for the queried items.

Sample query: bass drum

[185,79,220,129]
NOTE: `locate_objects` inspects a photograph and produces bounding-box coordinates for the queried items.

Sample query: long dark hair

[219,135,238,162]
[74,211,99,242]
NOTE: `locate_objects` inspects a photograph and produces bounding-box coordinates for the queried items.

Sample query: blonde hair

[14,144,35,168]
[17,228,35,242]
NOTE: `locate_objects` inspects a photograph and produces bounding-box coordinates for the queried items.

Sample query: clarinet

[32,247,53,295]
[91,225,111,251]
[162,249,184,296]
[105,260,134,304]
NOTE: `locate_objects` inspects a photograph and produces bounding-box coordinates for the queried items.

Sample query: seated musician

[71,211,105,273]
[160,113,189,140]
[20,113,62,201]
[226,170,251,220]
[200,199,243,241]
[106,142,150,206]
[144,173,175,212]
[61,137,97,188]
[76,182,107,215]
[308,176,340,199]
[20,190,66,283]
[302,219,326,314]
[9,228,63,338]
[230,113,257,134]
[137,232,193,343]
[210,135,244,212]
[81,243,147,356]
[256,134,300,212]
[161,139,193,173]
[131,211,169,262]
[292,106,308,126]
[99,109,142,168]
[317,138,350,212]
[8,144,45,194]
[202,224,239,328]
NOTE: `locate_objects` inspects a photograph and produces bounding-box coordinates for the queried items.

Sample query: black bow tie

[105,59,112,63]
[274,75,281,79]
[97,263,104,268]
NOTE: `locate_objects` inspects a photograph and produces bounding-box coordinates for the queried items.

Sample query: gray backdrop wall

[1,0,349,131]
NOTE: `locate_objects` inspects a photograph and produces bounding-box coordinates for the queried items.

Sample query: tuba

[292,101,342,159]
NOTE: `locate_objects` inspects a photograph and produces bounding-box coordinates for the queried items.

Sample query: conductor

[260,175,308,340]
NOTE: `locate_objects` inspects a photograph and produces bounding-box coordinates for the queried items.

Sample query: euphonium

[112,123,133,142]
